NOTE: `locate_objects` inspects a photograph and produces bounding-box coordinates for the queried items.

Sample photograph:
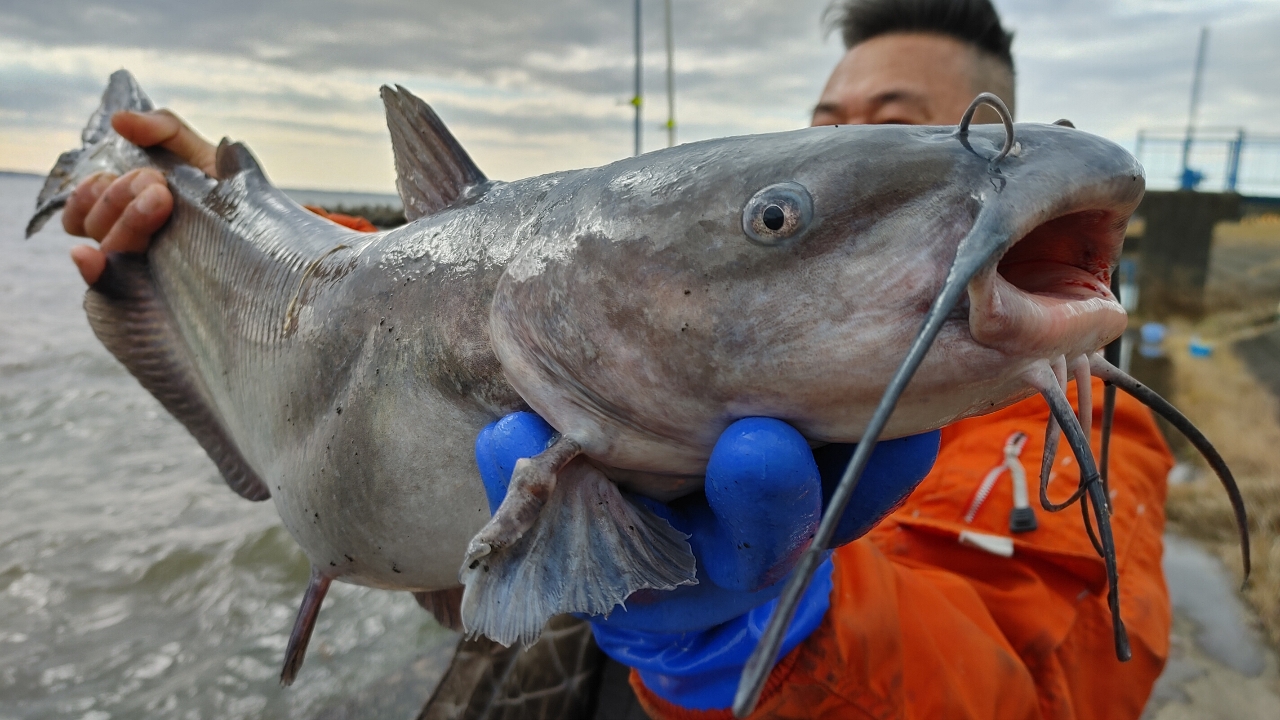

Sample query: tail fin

[417,615,605,720]
[26,69,155,237]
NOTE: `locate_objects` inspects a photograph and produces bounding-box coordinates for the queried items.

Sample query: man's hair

[828,0,1015,72]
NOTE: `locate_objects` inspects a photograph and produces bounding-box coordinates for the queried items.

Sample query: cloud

[0,1,843,187]
[0,0,1276,192]
[997,0,1280,190]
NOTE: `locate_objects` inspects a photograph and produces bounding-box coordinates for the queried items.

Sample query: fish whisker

[1070,355,1093,440]
[945,292,971,322]
[1025,360,1131,662]
[735,202,1017,717]
[1088,353,1251,581]
[1098,284,1123,514]
[1098,380,1117,512]
[1029,357,1078,512]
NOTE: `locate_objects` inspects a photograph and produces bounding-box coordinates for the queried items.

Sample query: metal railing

[1134,128,1280,196]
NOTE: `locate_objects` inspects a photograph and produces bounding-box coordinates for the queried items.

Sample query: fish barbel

[27,74,1248,705]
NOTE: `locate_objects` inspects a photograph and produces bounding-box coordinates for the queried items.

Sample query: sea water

[0,173,452,720]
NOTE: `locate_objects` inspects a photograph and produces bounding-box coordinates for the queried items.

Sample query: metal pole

[664,0,676,147]
[1179,27,1209,190]
[633,0,643,156]
[1226,129,1245,192]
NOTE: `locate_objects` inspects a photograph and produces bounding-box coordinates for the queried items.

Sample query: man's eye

[742,182,813,246]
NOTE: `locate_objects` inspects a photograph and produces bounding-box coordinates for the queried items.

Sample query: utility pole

[633,0,643,156]
[664,0,676,147]
[1179,27,1209,190]
[1225,129,1245,193]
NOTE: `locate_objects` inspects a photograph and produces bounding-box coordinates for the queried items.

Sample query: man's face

[812,32,984,127]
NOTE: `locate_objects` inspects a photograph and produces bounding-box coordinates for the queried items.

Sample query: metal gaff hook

[958,92,1015,167]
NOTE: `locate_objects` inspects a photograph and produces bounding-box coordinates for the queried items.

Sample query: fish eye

[742,182,813,246]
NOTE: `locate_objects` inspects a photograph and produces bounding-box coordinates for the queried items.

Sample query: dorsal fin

[215,138,266,180]
[380,85,487,221]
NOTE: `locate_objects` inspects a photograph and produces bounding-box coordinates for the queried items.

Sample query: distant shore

[3,169,400,203]
[2,169,407,228]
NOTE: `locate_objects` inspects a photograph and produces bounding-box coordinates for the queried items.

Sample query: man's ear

[970,51,1016,122]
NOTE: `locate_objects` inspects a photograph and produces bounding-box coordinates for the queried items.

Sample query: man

[482,7,1170,719]
[624,4,1167,717]
[812,0,1015,126]
[62,1,1173,718]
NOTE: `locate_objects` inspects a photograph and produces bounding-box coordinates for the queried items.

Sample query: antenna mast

[1179,27,1209,190]
[633,0,643,156]
[664,0,676,147]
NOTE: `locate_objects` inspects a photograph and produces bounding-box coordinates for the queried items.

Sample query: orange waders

[634,379,1174,720]
[304,205,379,232]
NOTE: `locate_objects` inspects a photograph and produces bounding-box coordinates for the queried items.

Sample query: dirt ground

[1158,214,1280,644]
[1141,213,1280,717]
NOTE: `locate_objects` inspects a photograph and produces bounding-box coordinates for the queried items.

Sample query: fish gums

[27,75,1248,707]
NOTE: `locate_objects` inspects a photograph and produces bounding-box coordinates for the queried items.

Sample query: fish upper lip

[965,206,1131,357]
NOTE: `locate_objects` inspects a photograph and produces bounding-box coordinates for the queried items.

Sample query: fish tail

[418,615,607,720]
[26,69,156,237]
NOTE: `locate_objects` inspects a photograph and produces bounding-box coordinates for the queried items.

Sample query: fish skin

[30,71,1144,642]
[491,125,1142,493]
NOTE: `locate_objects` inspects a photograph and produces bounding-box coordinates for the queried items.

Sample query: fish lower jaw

[966,204,1128,358]
[966,265,1125,359]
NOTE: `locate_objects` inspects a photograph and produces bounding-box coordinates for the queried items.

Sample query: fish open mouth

[968,208,1129,357]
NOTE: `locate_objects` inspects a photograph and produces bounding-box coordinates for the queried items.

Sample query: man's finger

[81,169,168,247]
[111,109,218,176]
[62,172,117,238]
[70,245,107,285]
[99,183,173,255]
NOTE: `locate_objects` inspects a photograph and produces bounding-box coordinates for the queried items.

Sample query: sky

[1,0,1278,193]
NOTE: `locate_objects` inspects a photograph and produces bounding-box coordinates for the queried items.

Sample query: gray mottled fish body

[36,72,1246,694]
[490,125,1136,483]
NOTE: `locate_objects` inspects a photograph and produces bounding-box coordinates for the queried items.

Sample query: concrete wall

[1136,191,1242,318]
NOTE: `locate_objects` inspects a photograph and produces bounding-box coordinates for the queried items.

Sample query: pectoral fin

[459,440,696,646]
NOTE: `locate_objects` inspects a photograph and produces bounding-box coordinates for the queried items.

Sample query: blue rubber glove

[475,412,939,710]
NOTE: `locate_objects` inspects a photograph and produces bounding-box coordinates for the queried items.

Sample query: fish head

[491,121,1143,481]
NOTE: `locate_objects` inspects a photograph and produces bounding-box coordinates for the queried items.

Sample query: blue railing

[1134,128,1280,196]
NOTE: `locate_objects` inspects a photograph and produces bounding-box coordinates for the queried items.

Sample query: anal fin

[414,587,465,632]
[460,454,696,647]
[86,253,271,501]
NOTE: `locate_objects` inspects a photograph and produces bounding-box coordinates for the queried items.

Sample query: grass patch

[1161,217,1280,645]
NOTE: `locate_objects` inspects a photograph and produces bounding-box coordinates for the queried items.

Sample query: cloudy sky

[1,0,1278,193]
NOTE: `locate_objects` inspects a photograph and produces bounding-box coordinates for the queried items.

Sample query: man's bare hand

[64,110,216,284]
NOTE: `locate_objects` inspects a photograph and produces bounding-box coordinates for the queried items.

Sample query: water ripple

[0,174,457,718]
